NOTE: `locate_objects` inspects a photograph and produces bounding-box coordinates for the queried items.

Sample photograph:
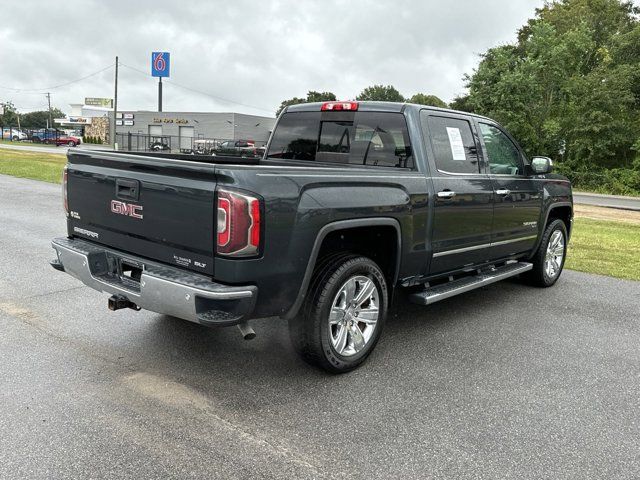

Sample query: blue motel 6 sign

[151,52,170,77]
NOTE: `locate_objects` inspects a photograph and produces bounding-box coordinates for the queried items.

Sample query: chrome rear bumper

[51,237,257,326]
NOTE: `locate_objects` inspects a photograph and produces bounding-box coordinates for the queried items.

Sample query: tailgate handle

[116,178,140,201]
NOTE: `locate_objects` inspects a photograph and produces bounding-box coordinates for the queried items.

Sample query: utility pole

[158,77,162,112]
[112,56,119,149]
[46,92,52,128]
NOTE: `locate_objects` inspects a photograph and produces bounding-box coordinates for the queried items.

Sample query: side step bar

[409,261,533,306]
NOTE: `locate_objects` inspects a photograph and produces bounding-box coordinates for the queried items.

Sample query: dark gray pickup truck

[51,101,572,372]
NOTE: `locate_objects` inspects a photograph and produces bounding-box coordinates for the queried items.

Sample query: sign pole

[46,92,52,128]
[113,56,119,150]
[158,77,163,112]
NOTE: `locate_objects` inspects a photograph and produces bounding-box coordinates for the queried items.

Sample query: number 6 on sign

[151,52,170,77]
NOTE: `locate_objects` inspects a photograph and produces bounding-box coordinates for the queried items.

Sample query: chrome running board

[409,261,533,306]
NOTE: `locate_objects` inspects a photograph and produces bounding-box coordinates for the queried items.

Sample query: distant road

[0,143,110,155]
[573,191,640,211]
[0,143,66,155]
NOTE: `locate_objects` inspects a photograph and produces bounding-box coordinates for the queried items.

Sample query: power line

[118,62,273,114]
[0,64,114,93]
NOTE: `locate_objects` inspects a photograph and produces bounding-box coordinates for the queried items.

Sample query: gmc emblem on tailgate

[110,200,143,219]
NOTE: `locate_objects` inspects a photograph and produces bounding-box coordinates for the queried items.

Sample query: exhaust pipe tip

[237,322,256,340]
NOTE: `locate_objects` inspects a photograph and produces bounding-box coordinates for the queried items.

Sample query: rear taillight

[63,166,69,216]
[216,189,262,257]
[321,101,359,111]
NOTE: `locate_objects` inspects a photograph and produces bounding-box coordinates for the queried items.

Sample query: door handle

[437,190,456,199]
[495,189,511,196]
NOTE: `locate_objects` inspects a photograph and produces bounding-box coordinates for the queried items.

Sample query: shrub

[555,163,640,196]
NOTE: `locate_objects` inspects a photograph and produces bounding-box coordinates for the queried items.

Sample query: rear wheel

[525,219,568,287]
[289,254,388,373]
[67,141,76,147]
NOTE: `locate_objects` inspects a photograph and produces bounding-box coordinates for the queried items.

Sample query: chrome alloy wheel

[545,230,565,279]
[329,275,380,357]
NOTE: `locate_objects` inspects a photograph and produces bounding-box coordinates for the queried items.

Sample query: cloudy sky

[0,0,545,117]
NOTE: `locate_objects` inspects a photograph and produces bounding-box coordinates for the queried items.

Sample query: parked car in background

[32,128,60,143]
[1,128,27,141]
[30,129,81,146]
[214,139,261,157]
[54,133,81,147]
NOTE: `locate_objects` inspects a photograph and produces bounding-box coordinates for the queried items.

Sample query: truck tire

[289,254,388,373]
[525,219,568,287]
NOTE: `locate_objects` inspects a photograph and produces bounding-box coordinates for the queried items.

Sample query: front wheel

[289,254,388,373]
[67,141,76,147]
[525,219,568,287]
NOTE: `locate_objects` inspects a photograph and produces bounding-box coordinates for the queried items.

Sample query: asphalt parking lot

[1,174,639,479]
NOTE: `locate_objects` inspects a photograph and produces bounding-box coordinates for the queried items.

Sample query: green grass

[0,149,66,183]
[566,217,640,281]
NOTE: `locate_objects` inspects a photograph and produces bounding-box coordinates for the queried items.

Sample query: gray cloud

[1,0,546,116]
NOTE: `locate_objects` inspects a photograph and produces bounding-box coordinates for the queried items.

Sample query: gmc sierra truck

[51,101,572,372]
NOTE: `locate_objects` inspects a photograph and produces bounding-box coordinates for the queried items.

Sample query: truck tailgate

[66,151,217,275]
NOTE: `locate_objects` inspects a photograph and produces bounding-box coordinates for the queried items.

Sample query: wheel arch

[282,218,402,320]
[529,202,573,258]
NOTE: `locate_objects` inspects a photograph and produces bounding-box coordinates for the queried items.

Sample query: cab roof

[285,100,492,121]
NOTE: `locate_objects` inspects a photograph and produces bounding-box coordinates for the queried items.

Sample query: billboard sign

[151,52,170,77]
[85,97,113,108]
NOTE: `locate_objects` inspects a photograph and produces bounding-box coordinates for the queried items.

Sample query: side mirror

[531,156,553,174]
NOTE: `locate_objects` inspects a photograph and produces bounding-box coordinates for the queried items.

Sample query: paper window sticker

[446,127,466,161]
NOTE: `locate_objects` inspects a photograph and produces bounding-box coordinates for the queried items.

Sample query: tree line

[276,87,447,116]
[0,101,65,129]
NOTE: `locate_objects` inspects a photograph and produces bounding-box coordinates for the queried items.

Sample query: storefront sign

[68,116,92,124]
[152,117,188,124]
[85,97,113,108]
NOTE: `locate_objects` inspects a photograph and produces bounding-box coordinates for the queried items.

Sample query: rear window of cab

[267,111,414,169]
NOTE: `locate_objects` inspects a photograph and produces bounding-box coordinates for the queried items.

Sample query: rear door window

[267,111,413,168]
[421,113,480,174]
